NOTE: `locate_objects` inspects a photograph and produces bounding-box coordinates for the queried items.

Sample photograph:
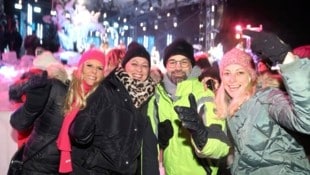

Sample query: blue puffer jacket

[228,59,310,175]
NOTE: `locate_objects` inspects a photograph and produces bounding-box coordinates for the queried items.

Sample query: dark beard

[169,71,187,85]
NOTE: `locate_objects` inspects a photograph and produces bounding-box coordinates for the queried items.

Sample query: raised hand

[243,30,291,66]
[174,93,208,150]
[24,71,52,113]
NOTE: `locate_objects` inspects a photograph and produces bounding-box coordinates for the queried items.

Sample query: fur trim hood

[256,72,284,91]
[9,65,69,102]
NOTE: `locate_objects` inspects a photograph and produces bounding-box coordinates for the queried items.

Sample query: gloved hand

[24,71,52,113]
[158,119,173,149]
[23,70,49,92]
[9,69,48,102]
[174,93,208,150]
[243,30,291,66]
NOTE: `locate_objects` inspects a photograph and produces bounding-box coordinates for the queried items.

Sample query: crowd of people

[7,29,310,175]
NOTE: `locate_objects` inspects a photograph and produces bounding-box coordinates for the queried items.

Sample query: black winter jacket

[69,71,158,175]
[10,78,68,175]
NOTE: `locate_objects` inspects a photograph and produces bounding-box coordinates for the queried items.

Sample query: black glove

[243,30,291,66]
[24,71,52,113]
[158,119,173,149]
[9,69,48,102]
[174,93,208,150]
[22,70,49,92]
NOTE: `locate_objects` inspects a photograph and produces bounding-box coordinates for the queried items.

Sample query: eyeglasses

[167,59,191,68]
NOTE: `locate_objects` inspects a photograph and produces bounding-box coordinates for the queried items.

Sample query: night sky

[219,0,309,51]
[2,0,309,52]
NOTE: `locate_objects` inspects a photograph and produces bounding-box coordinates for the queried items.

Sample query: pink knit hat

[219,48,256,80]
[78,49,106,67]
[76,49,106,77]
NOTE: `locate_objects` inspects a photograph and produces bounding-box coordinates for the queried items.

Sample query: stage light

[123,25,129,30]
[154,20,158,30]
[50,10,56,16]
[113,22,119,28]
[173,17,177,28]
[154,24,158,30]
[65,12,71,19]
[33,6,41,13]
[235,24,242,32]
[14,3,22,10]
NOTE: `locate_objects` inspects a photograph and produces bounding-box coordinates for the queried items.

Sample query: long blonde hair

[215,75,257,119]
[64,49,106,113]
[216,48,258,118]
[63,70,102,114]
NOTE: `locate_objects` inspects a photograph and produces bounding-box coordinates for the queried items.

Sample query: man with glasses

[147,38,230,175]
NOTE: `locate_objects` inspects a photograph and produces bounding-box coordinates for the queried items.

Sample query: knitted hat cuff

[163,38,195,67]
[121,41,150,68]
[220,48,256,79]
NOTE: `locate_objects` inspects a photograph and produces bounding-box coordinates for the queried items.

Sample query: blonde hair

[63,70,102,114]
[215,78,256,119]
[63,49,106,114]
[215,47,258,118]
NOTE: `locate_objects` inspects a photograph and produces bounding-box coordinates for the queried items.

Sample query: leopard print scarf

[115,67,156,108]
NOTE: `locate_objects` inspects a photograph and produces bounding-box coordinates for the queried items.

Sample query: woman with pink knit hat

[214,31,310,175]
[68,41,158,175]
[56,48,106,174]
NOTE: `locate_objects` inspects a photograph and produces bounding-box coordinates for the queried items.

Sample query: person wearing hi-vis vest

[147,38,231,175]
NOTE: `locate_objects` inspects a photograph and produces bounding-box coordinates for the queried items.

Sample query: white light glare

[33,7,41,13]
[123,25,129,30]
[50,10,56,16]
[173,22,177,28]
[0,66,19,79]
[14,3,22,9]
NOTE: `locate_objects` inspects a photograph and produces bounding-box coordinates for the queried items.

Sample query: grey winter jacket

[228,59,310,175]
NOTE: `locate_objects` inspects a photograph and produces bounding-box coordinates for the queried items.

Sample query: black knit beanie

[163,38,195,67]
[121,41,150,68]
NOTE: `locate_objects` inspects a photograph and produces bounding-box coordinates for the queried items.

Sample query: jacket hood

[256,72,284,91]
[162,65,202,100]
[46,63,69,84]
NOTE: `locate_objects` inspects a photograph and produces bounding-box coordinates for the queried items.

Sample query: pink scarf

[56,82,91,173]
[56,106,79,173]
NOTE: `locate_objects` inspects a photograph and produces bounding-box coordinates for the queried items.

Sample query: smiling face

[221,64,252,99]
[124,56,150,81]
[82,59,105,86]
[165,55,192,85]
